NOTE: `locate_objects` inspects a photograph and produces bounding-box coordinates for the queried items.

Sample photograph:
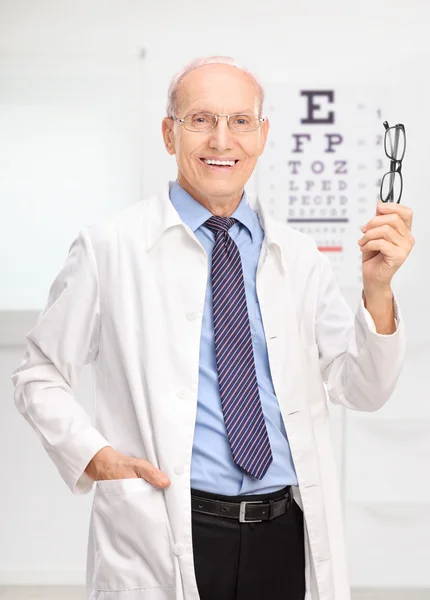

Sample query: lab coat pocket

[93,477,175,591]
[302,343,329,420]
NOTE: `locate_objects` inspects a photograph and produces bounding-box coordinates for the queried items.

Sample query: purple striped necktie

[204,215,273,480]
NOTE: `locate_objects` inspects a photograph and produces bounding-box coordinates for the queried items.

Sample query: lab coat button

[186,311,197,320]
[173,543,185,556]
[174,465,184,475]
[177,389,187,399]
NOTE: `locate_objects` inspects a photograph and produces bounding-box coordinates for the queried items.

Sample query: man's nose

[208,116,234,151]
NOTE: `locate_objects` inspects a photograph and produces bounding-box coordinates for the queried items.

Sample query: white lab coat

[11,180,405,600]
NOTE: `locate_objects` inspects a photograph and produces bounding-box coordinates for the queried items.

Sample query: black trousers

[190,485,306,600]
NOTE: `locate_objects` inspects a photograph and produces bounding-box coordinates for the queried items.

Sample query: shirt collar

[169,179,256,242]
[145,180,287,275]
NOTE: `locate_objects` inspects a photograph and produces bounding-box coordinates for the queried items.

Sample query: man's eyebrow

[185,108,257,114]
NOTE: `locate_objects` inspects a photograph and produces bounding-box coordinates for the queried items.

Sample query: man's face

[162,64,269,206]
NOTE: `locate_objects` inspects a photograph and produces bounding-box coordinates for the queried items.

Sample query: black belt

[191,487,292,523]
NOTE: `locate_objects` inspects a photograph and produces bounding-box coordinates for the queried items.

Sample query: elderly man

[11,56,414,600]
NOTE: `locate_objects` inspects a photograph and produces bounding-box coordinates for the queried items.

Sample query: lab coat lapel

[249,192,304,417]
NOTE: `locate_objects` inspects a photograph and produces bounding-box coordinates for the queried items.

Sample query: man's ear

[162,117,176,155]
[258,117,270,156]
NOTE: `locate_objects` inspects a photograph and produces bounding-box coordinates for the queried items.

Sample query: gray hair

[166,55,265,118]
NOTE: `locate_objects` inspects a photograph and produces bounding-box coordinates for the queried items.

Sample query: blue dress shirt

[169,180,298,495]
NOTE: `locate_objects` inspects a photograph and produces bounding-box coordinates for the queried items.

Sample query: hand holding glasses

[380,120,406,204]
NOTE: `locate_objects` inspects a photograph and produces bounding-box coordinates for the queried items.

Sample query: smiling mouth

[200,158,240,168]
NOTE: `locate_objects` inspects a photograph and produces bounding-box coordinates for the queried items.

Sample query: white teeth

[204,159,236,166]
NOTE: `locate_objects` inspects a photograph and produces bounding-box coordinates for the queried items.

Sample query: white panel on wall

[347,502,430,587]
[0,54,144,310]
[0,346,95,584]
[345,416,430,503]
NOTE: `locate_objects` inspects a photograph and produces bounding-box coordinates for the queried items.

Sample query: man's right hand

[84,446,171,489]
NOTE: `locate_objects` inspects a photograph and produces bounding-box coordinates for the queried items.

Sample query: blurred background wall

[0,0,429,592]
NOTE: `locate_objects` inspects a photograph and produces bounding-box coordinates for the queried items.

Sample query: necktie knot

[204,216,238,236]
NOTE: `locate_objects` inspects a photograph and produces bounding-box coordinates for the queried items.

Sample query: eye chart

[257,85,389,288]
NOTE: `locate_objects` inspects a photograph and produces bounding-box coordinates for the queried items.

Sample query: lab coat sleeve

[11,229,112,495]
[315,249,405,412]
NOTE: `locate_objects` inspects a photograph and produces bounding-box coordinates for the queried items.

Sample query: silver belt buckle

[239,500,264,523]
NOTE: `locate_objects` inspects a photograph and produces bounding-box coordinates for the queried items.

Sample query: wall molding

[0,570,85,585]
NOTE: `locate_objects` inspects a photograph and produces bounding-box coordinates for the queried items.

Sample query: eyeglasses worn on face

[169,112,267,132]
[380,120,406,204]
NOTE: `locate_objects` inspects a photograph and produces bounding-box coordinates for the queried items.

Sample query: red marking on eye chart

[318,246,343,252]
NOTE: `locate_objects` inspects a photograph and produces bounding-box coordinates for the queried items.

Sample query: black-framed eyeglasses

[380,120,406,204]
[169,112,267,133]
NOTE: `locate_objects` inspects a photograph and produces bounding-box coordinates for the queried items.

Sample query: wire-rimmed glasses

[380,120,406,204]
[169,112,267,133]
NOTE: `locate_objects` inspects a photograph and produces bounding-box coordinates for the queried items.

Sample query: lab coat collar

[146,180,287,274]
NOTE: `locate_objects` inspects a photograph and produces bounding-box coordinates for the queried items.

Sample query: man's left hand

[358,200,415,291]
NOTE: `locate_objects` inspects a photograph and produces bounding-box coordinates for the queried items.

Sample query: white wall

[0,54,145,309]
[1,0,429,589]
